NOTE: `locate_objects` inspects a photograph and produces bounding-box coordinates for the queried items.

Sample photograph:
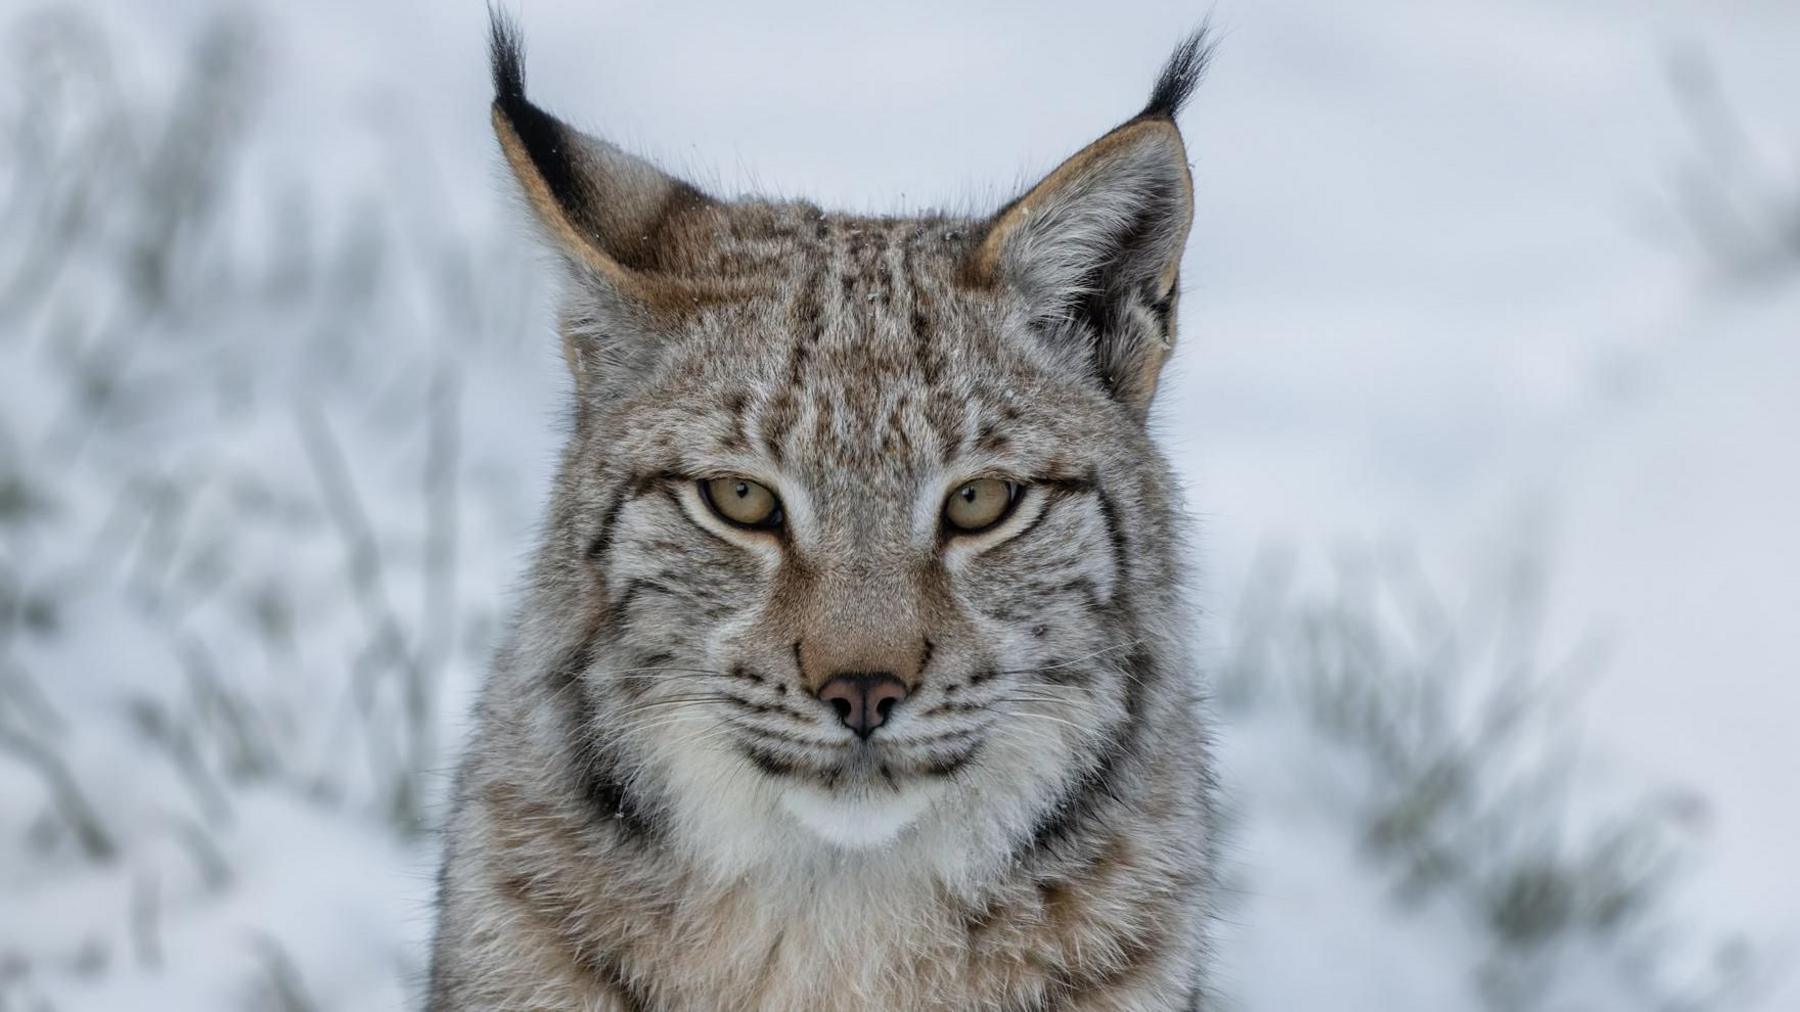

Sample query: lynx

[431,13,1218,1010]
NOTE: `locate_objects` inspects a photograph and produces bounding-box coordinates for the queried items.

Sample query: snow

[2,0,1795,1008]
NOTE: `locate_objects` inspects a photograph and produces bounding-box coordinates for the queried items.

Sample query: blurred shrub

[1664,47,1800,288]
[1218,544,1754,1010]
[0,7,530,1005]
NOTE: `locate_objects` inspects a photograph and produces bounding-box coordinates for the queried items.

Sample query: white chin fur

[779,780,944,849]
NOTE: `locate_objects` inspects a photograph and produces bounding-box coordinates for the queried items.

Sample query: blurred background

[1,1,1795,1008]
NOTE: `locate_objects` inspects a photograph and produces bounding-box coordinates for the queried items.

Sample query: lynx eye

[944,479,1019,533]
[700,477,783,530]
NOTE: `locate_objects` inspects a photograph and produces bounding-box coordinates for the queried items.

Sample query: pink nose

[816,673,909,739]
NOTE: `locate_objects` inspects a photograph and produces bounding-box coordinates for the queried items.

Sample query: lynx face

[490,22,1200,859]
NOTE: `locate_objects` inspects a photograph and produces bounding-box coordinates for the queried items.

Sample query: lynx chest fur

[431,16,1218,1011]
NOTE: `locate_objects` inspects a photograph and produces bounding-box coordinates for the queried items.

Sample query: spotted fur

[431,13,1218,1010]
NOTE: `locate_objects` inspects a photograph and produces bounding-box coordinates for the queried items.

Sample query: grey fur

[430,15,1218,1010]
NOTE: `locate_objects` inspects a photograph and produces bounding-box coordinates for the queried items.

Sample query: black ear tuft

[1139,26,1214,122]
[485,9,588,246]
[488,6,527,108]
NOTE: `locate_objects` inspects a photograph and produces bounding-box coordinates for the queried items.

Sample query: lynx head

[491,15,1206,865]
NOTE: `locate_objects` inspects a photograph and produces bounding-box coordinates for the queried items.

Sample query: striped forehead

[718,214,1004,477]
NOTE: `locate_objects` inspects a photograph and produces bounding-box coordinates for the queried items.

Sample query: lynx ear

[488,14,715,379]
[971,31,1210,416]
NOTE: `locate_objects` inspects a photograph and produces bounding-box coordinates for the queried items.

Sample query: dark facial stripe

[589,472,672,568]
[1004,493,1064,547]
[1004,501,1055,548]
[721,391,750,452]
[739,742,797,778]
[720,694,807,722]
[1040,474,1098,495]
[983,478,1096,565]
[760,252,827,460]
[760,389,796,466]
[1120,648,1155,728]
[922,740,984,777]
[546,638,665,845]
[1022,733,1130,859]
[1054,578,1106,616]
[1091,484,1131,609]
[907,279,966,460]
[616,650,674,700]
[587,489,631,563]
[1017,647,1157,860]
[543,636,594,712]
[609,578,673,621]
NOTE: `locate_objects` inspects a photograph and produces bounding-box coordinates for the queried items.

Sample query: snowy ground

[2,0,1795,1008]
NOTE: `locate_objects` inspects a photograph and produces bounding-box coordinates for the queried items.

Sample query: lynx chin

[431,13,1220,1010]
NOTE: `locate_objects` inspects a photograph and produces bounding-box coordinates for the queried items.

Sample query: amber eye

[944,478,1019,533]
[701,477,783,530]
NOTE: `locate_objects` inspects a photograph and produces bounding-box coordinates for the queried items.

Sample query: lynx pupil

[703,476,780,528]
[945,478,1016,532]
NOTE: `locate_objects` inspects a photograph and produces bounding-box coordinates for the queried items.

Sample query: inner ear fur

[971,117,1194,415]
[968,29,1210,416]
